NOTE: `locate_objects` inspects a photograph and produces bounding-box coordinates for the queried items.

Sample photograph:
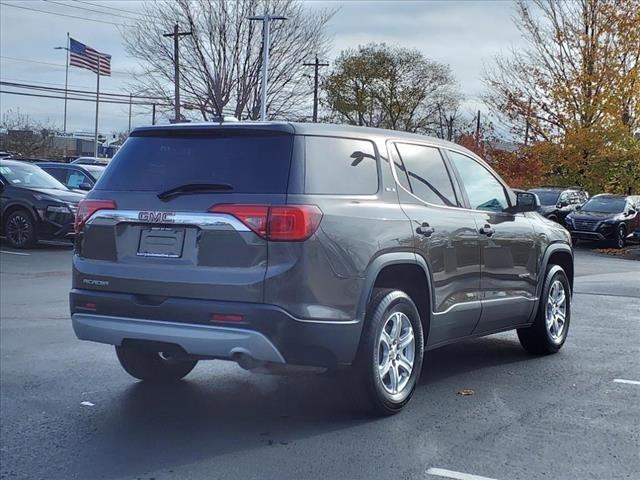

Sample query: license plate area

[137,227,185,258]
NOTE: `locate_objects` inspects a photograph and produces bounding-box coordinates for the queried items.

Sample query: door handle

[416,222,435,237]
[479,224,495,237]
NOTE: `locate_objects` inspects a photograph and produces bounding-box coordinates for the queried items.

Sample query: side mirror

[575,205,582,210]
[628,209,637,216]
[78,182,93,191]
[515,191,540,213]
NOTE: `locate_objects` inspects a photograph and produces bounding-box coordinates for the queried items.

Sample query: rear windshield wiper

[158,183,234,200]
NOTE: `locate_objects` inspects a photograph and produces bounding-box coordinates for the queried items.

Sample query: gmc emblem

[138,211,176,223]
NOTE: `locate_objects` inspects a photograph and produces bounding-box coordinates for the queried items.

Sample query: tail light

[210,204,322,241]
[74,199,117,233]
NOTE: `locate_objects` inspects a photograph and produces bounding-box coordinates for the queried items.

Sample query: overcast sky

[0,0,525,134]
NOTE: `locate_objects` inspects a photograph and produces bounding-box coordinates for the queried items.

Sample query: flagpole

[94,55,100,158]
[63,33,69,134]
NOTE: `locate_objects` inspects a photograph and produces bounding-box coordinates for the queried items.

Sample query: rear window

[95,131,294,193]
[304,136,378,195]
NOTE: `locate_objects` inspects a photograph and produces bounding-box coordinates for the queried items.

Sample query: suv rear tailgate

[73,126,294,303]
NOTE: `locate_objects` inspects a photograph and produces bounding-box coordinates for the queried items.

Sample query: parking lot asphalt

[0,243,638,480]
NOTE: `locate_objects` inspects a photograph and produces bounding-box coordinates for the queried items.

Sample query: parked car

[38,162,106,192]
[565,194,640,248]
[70,122,574,415]
[528,186,588,223]
[71,156,110,166]
[0,159,85,248]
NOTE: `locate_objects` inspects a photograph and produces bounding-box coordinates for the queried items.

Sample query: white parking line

[613,379,640,386]
[0,250,31,256]
[426,468,498,480]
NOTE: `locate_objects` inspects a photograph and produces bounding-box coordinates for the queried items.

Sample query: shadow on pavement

[66,335,533,479]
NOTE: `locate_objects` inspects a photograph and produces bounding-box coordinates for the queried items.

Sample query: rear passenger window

[394,143,458,207]
[304,136,378,195]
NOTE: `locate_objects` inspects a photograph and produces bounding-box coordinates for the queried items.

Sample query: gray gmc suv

[70,122,574,415]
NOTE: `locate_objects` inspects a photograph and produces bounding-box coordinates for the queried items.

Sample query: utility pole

[128,93,132,132]
[475,110,481,148]
[163,23,192,123]
[248,13,287,120]
[303,55,328,122]
[152,103,156,125]
[524,96,532,146]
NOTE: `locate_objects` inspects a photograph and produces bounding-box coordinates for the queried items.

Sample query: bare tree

[0,109,61,158]
[122,0,334,121]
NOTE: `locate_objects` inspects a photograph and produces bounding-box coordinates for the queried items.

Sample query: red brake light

[210,204,269,237]
[210,204,322,241]
[74,199,117,233]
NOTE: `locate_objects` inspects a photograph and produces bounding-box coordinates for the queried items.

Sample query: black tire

[4,209,36,249]
[548,215,558,223]
[613,224,626,249]
[115,345,197,382]
[343,289,424,416]
[517,265,571,355]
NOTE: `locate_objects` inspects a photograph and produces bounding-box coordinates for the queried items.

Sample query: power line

[0,2,133,27]
[1,81,168,101]
[0,56,136,77]
[0,89,163,106]
[72,0,165,22]
[42,0,146,23]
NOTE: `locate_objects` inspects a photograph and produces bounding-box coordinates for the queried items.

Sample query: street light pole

[248,13,286,121]
[54,32,70,134]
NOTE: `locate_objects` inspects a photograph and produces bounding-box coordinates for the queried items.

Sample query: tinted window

[304,136,378,195]
[391,146,411,192]
[581,197,626,213]
[96,131,294,193]
[448,151,509,212]
[395,143,457,206]
[40,167,67,183]
[530,190,560,206]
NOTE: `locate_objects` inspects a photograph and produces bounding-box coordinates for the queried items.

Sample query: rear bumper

[70,289,362,368]
[72,314,285,363]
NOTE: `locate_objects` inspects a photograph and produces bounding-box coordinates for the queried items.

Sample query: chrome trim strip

[386,139,518,215]
[86,209,250,231]
[433,296,537,315]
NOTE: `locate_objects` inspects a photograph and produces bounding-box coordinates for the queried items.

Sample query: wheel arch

[1,202,39,234]
[357,253,433,340]
[541,243,574,290]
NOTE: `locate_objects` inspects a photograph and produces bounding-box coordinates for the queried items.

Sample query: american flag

[69,38,111,76]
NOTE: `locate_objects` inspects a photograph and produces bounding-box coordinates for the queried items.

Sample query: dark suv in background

[1,159,84,248]
[70,122,574,415]
[38,162,106,192]
[565,194,640,248]
[528,186,588,224]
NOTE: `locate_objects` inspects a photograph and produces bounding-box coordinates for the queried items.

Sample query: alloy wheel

[7,214,32,247]
[377,311,415,395]
[545,280,567,344]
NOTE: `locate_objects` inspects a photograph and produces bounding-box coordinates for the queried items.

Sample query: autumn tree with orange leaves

[484,0,640,194]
